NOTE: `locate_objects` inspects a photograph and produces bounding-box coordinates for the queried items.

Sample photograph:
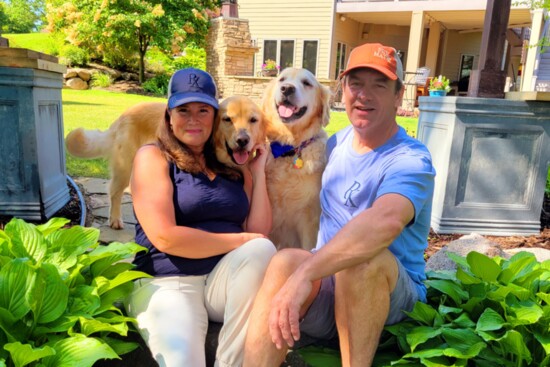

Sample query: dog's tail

[65,127,113,159]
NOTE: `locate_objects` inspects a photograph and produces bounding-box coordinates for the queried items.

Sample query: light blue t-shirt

[316,125,435,300]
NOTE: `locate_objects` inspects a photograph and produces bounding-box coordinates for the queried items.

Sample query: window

[459,54,474,79]
[302,40,318,75]
[263,40,277,64]
[335,42,347,79]
[263,40,295,72]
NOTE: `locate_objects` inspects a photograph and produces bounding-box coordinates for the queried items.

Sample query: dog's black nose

[280,84,295,97]
[236,134,250,148]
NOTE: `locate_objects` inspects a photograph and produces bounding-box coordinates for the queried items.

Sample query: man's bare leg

[334,250,398,367]
[243,248,321,367]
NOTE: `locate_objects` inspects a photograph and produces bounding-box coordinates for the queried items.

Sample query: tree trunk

[138,50,145,84]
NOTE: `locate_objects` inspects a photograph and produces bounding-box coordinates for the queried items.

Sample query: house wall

[440,30,481,82]
[237,0,334,80]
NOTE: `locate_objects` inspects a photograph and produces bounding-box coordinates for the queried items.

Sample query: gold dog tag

[293,156,303,169]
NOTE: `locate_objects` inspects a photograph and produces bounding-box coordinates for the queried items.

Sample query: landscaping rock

[425,233,506,272]
[66,76,88,90]
[77,68,92,81]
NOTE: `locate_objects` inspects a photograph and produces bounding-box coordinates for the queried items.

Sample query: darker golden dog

[65,96,265,229]
[263,67,331,250]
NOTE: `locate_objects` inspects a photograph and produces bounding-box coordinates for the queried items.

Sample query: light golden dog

[263,67,331,250]
[65,96,264,229]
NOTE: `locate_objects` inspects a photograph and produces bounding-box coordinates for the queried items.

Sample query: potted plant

[428,75,451,96]
[261,59,279,77]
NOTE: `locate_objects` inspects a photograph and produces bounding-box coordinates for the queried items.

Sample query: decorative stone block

[0,49,69,220]
[417,96,550,235]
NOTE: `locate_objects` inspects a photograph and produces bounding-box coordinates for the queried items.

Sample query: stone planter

[0,48,70,220]
[417,96,550,236]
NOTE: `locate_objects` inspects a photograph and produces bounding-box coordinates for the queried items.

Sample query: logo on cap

[374,47,392,63]
[188,74,201,90]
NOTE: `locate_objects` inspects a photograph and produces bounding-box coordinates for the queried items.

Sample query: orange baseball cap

[340,43,403,81]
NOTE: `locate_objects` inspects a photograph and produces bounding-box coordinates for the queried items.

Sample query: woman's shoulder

[135,144,168,167]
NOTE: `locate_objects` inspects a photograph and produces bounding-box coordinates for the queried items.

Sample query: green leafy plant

[262,59,279,71]
[0,217,150,367]
[58,44,90,67]
[429,75,452,93]
[90,72,113,88]
[142,73,170,96]
[378,251,550,366]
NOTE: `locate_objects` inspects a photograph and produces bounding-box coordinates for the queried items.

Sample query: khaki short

[296,257,421,348]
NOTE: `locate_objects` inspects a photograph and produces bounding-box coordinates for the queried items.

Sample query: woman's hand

[247,143,268,180]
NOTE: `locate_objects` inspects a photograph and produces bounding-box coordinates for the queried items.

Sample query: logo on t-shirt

[344,181,361,208]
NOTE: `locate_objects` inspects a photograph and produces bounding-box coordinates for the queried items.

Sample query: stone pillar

[417,96,550,235]
[0,37,8,47]
[206,17,259,99]
[467,0,511,98]
[0,48,70,220]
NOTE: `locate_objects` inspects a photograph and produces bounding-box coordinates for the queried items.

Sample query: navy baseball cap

[167,68,219,110]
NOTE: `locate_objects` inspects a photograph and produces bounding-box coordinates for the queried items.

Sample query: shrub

[377,251,550,366]
[102,47,138,72]
[0,217,150,367]
[172,46,206,71]
[142,73,170,96]
[59,44,90,67]
[90,72,113,88]
[145,48,173,74]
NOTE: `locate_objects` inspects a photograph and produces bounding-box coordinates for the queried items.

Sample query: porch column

[425,21,441,76]
[403,11,425,109]
[521,8,546,91]
[467,0,511,98]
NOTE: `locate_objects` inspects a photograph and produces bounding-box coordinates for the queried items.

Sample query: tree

[47,0,219,83]
[1,0,45,33]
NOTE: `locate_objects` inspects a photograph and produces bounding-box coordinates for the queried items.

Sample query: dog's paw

[110,218,125,230]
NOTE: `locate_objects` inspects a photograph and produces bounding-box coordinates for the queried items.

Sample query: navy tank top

[133,162,249,276]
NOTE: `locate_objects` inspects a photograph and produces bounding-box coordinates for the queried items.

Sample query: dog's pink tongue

[233,151,249,165]
[278,105,295,118]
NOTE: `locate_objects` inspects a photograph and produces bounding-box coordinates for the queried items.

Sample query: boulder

[76,68,92,81]
[66,77,88,90]
[64,70,78,79]
[425,233,506,272]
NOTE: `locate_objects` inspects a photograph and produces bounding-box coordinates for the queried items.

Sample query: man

[243,43,435,367]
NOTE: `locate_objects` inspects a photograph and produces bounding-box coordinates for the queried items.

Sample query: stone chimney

[221,0,238,18]
[0,32,9,47]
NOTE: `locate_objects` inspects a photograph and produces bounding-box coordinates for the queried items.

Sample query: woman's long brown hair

[156,107,242,180]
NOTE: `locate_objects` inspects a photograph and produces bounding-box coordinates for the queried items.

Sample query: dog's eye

[249,117,258,124]
[302,79,312,87]
[222,117,232,123]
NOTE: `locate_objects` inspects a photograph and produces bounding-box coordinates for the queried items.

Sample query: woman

[125,68,276,367]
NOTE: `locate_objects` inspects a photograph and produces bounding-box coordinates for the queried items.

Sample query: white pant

[125,238,276,367]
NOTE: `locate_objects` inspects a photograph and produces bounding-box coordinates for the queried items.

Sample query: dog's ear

[319,84,332,127]
[261,78,278,118]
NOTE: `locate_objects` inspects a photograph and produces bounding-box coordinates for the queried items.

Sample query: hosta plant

[377,251,550,367]
[0,217,150,367]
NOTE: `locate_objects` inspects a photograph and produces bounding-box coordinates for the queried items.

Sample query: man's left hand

[268,272,312,349]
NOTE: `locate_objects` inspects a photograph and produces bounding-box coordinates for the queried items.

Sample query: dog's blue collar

[270,135,320,159]
[270,141,296,158]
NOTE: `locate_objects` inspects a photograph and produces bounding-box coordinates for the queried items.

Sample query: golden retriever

[263,67,331,250]
[65,96,264,229]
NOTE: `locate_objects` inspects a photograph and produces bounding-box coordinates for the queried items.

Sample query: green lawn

[63,89,165,177]
[62,89,419,178]
[4,33,57,55]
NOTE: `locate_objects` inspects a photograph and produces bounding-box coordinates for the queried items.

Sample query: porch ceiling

[340,8,533,31]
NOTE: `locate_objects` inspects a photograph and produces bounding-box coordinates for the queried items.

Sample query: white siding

[237,0,335,79]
